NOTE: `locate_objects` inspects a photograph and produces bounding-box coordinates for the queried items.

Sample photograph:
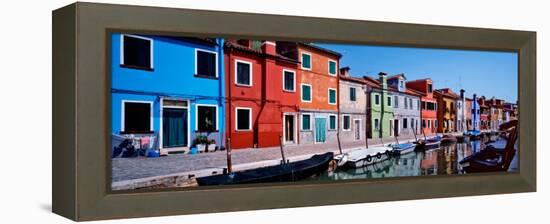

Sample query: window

[428,120,431,128]
[350,87,357,101]
[328,60,337,75]
[343,115,351,131]
[121,35,153,69]
[302,114,311,130]
[374,119,380,130]
[329,115,337,130]
[123,101,152,133]
[282,70,296,92]
[301,84,312,102]
[403,118,408,129]
[235,60,252,86]
[421,101,426,110]
[301,52,312,70]
[435,120,438,128]
[235,108,252,131]
[422,119,426,128]
[196,49,217,78]
[428,84,433,92]
[374,94,380,105]
[400,80,404,88]
[409,98,413,109]
[404,97,408,109]
[411,119,415,129]
[328,89,337,105]
[427,102,436,110]
[387,96,392,106]
[394,96,398,108]
[196,105,217,132]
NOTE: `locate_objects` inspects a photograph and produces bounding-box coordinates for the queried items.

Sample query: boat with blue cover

[389,142,417,155]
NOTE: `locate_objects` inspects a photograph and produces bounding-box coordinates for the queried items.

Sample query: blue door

[162,108,188,148]
[315,117,327,143]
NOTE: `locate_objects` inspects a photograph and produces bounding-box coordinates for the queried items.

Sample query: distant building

[434,88,459,133]
[406,79,438,134]
[471,94,481,131]
[387,74,422,137]
[478,96,490,130]
[365,73,394,139]
[465,97,473,131]
[338,67,368,143]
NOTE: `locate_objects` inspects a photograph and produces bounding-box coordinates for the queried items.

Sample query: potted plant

[206,139,216,152]
[193,135,208,153]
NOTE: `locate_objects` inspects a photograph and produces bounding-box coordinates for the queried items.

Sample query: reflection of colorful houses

[478,96,490,130]
[111,34,225,152]
[365,73,394,138]
[387,74,422,136]
[434,88,459,133]
[338,67,368,143]
[407,79,438,134]
[277,42,341,144]
[224,40,300,149]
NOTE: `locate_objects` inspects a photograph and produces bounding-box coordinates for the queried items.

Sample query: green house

[366,73,394,139]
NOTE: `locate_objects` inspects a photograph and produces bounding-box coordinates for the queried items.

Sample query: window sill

[235,129,252,132]
[235,83,252,88]
[195,130,219,133]
[194,74,218,80]
[300,129,312,132]
[120,64,154,71]
[283,89,296,93]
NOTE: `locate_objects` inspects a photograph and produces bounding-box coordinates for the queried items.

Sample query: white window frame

[235,107,252,131]
[353,119,362,139]
[120,34,154,69]
[121,100,154,133]
[300,52,312,70]
[328,88,337,105]
[301,113,313,131]
[328,114,337,130]
[394,95,399,108]
[342,115,351,131]
[234,59,253,87]
[195,104,219,131]
[282,69,296,92]
[301,83,312,103]
[374,118,380,130]
[349,87,357,102]
[194,48,219,78]
[327,59,337,76]
[387,96,392,107]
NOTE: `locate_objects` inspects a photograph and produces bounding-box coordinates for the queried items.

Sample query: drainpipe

[364,85,369,148]
[218,38,225,148]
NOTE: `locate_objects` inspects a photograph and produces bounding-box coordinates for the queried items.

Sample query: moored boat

[416,136,441,150]
[334,146,393,169]
[196,152,334,186]
[466,130,482,140]
[389,142,417,156]
[441,134,457,145]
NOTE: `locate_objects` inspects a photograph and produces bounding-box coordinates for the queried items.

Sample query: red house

[224,40,301,149]
[406,78,438,134]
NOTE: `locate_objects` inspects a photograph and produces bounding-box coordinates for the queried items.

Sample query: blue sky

[315,43,518,102]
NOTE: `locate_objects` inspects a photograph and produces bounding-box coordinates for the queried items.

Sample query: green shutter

[302,115,311,130]
[329,61,336,74]
[329,116,336,130]
[329,89,336,104]
[302,54,311,69]
[302,85,311,101]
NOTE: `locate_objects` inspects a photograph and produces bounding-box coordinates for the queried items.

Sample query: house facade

[111,34,225,152]
[387,74,422,137]
[478,96,490,130]
[434,88,459,133]
[338,67,367,143]
[224,40,301,149]
[488,98,504,130]
[465,97,473,131]
[457,89,466,133]
[366,73,394,139]
[471,94,481,131]
[406,79,438,134]
[277,42,342,144]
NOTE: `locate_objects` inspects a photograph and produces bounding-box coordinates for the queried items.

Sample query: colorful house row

[111,34,517,152]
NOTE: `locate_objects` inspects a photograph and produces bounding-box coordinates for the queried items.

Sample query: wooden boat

[416,136,441,150]
[196,152,334,186]
[441,134,457,145]
[389,143,417,155]
[334,146,393,169]
[459,120,518,173]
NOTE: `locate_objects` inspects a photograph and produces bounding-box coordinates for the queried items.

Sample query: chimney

[379,72,388,89]
[340,67,350,76]
[460,89,465,99]
[237,39,251,48]
[261,41,277,55]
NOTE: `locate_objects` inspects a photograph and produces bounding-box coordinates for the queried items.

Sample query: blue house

[111,34,225,153]
[471,94,481,131]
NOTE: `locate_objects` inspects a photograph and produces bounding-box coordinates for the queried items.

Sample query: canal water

[316,136,514,181]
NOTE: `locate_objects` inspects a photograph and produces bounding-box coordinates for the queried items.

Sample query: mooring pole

[413,129,418,143]
[279,135,287,164]
[394,134,400,145]
[226,138,232,173]
[337,132,343,154]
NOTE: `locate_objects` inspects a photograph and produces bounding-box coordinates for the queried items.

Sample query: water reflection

[318,137,507,181]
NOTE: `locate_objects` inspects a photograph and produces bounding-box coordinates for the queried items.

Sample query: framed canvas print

[52,2,536,221]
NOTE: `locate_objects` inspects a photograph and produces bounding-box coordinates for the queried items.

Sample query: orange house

[277,42,342,144]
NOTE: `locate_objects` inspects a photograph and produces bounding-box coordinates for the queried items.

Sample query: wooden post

[279,135,287,164]
[394,134,400,145]
[337,132,343,154]
[413,129,418,143]
[226,138,232,173]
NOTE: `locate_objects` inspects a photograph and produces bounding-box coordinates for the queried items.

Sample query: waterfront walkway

[112,133,436,190]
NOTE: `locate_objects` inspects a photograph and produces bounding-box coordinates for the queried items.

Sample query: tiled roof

[224,41,299,63]
[340,75,367,84]
[434,88,459,99]
[298,42,342,58]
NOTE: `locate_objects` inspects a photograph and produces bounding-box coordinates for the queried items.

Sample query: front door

[354,119,361,140]
[284,114,295,144]
[162,108,188,148]
[394,119,399,137]
[315,117,327,143]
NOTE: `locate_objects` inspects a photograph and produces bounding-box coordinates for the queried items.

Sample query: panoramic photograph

[110,34,518,190]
